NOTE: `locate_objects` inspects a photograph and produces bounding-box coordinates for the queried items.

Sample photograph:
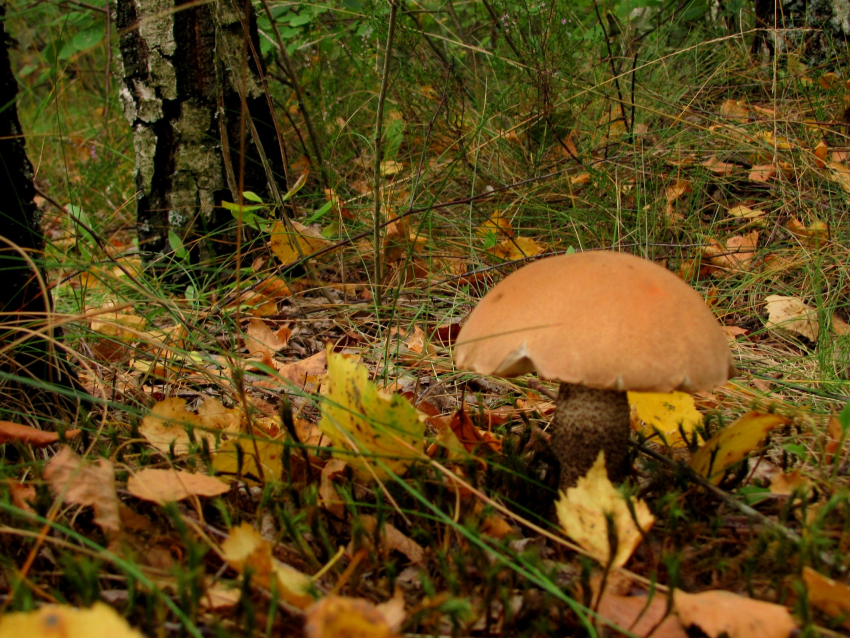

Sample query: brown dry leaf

[402,325,429,354]
[0,602,145,638]
[360,514,425,564]
[727,204,766,219]
[702,156,737,176]
[720,99,749,119]
[786,217,829,247]
[814,141,828,168]
[0,421,80,447]
[447,407,502,454]
[488,236,546,261]
[690,412,789,484]
[803,566,850,629]
[476,210,514,239]
[221,523,314,609]
[674,589,797,637]
[764,295,819,341]
[570,172,591,185]
[244,319,292,357]
[5,480,36,513]
[748,164,776,183]
[90,308,146,340]
[769,470,811,495]
[597,590,686,638]
[140,397,241,455]
[127,469,229,504]
[827,161,850,193]
[663,179,691,220]
[555,451,655,568]
[44,447,121,535]
[319,458,347,519]
[276,350,327,391]
[305,595,403,638]
[200,584,241,610]
[269,220,330,266]
[819,72,838,89]
[704,232,758,270]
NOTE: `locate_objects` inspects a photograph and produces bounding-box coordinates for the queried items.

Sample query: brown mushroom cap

[454,251,734,392]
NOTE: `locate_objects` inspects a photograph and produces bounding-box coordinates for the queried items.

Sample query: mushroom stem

[550,383,631,489]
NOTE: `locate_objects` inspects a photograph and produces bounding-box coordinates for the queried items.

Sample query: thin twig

[373,0,400,305]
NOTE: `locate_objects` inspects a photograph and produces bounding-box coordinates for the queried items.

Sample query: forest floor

[2,2,850,637]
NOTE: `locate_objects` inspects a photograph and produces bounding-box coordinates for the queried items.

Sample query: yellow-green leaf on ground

[674,589,797,638]
[690,412,788,484]
[269,220,330,266]
[628,391,702,447]
[487,236,546,261]
[476,210,513,239]
[211,436,285,485]
[555,451,655,568]
[0,602,144,638]
[221,523,314,609]
[803,566,850,630]
[127,468,229,504]
[318,348,424,481]
[140,397,241,456]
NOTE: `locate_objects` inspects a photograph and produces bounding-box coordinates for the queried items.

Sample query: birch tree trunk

[114,0,286,269]
[754,0,850,66]
[0,1,83,415]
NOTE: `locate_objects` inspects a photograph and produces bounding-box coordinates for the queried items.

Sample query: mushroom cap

[454,251,734,392]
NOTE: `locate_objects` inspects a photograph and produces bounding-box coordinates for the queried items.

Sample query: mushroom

[454,251,734,488]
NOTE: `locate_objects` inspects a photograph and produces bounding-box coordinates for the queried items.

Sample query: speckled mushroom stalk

[550,383,631,489]
[453,251,734,492]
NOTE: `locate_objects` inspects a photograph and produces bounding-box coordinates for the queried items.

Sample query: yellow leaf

[0,602,145,638]
[727,205,766,219]
[221,523,314,609]
[140,397,240,456]
[212,436,285,485]
[380,160,404,176]
[305,595,404,638]
[127,469,229,504]
[487,236,546,261]
[803,566,850,630]
[628,391,702,447]
[555,451,655,568]
[476,210,514,239]
[318,348,424,481]
[269,220,330,266]
[690,412,788,484]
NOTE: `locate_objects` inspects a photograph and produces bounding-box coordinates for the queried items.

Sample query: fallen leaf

[487,236,546,261]
[359,514,425,564]
[597,590,686,638]
[200,584,241,610]
[674,589,797,637]
[803,566,850,629]
[704,232,759,270]
[212,436,285,485]
[476,210,514,239]
[380,160,404,176]
[702,156,737,175]
[269,220,330,266]
[44,447,121,535]
[628,391,702,447]
[786,217,829,247]
[748,164,776,183]
[276,350,327,391]
[764,295,819,341]
[127,469,229,504]
[690,412,789,484]
[221,523,314,608]
[814,141,828,168]
[305,595,403,638]
[769,470,811,495]
[319,459,347,519]
[0,421,80,447]
[318,348,424,481]
[244,318,292,358]
[555,451,655,568]
[140,397,241,455]
[0,602,145,638]
[727,204,766,219]
[720,99,749,119]
[446,406,501,453]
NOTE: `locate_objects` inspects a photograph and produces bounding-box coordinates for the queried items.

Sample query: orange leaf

[0,421,80,447]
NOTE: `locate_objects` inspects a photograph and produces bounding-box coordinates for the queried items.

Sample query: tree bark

[114,0,287,268]
[0,1,83,415]
[754,0,850,67]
